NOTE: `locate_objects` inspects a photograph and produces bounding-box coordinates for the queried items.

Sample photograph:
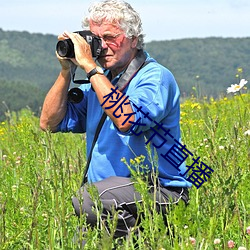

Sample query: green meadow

[0,89,249,249]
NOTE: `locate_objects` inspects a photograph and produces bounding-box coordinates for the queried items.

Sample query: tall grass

[0,93,249,249]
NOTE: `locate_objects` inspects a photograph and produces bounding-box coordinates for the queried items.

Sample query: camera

[56,30,102,58]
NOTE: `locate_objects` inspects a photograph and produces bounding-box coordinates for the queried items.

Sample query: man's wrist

[87,66,104,80]
[60,68,71,79]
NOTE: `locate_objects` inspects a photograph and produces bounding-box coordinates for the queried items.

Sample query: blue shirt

[58,52,192,188]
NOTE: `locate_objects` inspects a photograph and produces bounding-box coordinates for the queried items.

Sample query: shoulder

[138,52,178,87]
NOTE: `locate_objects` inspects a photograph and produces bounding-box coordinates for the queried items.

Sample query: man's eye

[103,35,115,41]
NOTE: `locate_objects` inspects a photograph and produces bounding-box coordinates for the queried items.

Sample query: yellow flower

[237,67,243,73]
[130,159,135,165]
[180,111,187,116]
[135,157,141,164]
[191,103,201,109]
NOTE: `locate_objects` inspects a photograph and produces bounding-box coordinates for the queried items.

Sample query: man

[40,0,191,242]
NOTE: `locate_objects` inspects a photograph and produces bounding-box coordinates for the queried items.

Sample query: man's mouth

[99,54,112,59]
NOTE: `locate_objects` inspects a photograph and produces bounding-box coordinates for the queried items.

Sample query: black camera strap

[81,50,149,186]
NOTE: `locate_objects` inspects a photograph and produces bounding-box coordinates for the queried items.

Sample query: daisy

[227,79,248,93]
[244,130,250,136]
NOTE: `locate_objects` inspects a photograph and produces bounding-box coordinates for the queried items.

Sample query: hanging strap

[81,50,149,186]
[81,112,107,186]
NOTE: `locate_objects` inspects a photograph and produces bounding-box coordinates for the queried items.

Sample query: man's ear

[131,36,139,48]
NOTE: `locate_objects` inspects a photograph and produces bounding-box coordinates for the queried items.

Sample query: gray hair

[82,0,145,49]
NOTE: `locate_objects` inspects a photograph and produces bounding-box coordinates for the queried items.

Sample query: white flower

[20,207,25,214]
[189,237,196,245]
[244,130,250,136]
[238,247,246,250]
[214,238,221,244]
[227,79,248,93]
[218,145,224,150]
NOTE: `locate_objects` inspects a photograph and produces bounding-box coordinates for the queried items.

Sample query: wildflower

[20,207,25,214]
[227,79,248,93]
[228,240,235,248]
[12,185,17,192]
[189,237,196,245]
[238,247,246,250]
[237,67,243,73]
[246,226,250,235]
[42,213,48,221]
[244,130,250,136]
[214,238,221,244]
[130,159,135,165]
[120,157,126,163]
[135,157,141,164]
[191,103,201,109]
[218,145,224,150]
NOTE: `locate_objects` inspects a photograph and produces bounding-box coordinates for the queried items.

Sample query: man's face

[89,20,138,73]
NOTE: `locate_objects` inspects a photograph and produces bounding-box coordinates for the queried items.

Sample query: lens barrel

[56,39,75,58]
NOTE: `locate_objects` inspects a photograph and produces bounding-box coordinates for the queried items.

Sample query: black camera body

[56,30,102,58]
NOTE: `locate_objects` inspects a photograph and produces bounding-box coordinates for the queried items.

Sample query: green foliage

[0,29,60,91]
[0,79,46,121]
[145,37,250,98]
[0,93,249,249]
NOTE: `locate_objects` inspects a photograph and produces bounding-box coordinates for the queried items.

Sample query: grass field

[0,89,249,249]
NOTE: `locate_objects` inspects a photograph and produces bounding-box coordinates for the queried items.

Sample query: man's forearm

[40,70,71,132]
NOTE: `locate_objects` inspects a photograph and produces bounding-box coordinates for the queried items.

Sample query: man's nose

[101,38,108,49]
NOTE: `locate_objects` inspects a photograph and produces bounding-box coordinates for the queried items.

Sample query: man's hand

[62,31,96,73]
[56,33,79,71]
